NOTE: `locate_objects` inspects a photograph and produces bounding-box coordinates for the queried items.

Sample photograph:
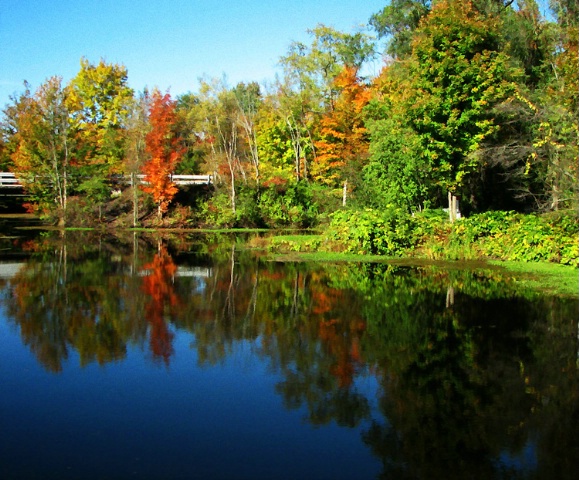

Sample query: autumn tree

[363,65,432,212]
[255,98,297,185]
[473,0,578,211]
[233,82,263,188]
[368,0,523,217]
[141,90,184,219]
[279,25,375,181]
[195,79,249,218]
[0,127,10,171]
[526,0,579,211]
[2,78,74,224]
[174,92,207,175]
[274,84,317,181]
[280,24,374,111]
[67,58,133,208]
[312,66,371,200]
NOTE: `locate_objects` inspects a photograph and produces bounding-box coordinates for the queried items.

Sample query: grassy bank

[259,222,578,297]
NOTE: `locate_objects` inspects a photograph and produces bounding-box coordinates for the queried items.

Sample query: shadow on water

[0,229,577,479]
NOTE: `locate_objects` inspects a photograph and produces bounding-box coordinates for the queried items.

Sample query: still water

[0,230,577,479]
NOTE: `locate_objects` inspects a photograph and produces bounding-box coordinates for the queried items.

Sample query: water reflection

[0,231,577,479]
[141,242,177,364]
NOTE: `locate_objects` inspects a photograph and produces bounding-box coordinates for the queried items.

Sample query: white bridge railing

[0,172,22,188]
[133,174,212,185]
[0,172,212,188]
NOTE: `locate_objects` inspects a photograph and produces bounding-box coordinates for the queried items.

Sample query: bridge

[133,174,213,186]
[0,172,212,189]
[0,173,23,188]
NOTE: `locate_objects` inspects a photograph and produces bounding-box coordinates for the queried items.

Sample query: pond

[0,228,577,480]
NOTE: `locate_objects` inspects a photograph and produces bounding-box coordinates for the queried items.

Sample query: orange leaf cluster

[141,91,184,215]
[312,66,372,185]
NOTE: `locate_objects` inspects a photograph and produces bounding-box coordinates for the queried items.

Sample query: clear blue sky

[0,0,388,107]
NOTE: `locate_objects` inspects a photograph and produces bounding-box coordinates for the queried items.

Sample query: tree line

[1,0,577,228]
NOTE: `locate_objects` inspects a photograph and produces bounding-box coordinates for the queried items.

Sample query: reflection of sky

[496,440,538,476]
[193,278,206,294]
[0,303,47,371]
[0,262,25,280]
[353,370,381,416]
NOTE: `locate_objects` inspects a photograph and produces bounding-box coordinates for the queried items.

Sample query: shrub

[199,191,236,227]
[449,210,578,266]
[258,181,318,228]
[325,207,417,256]
[324,207,578,266]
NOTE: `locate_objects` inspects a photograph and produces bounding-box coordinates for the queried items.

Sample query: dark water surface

[0,230,577,479]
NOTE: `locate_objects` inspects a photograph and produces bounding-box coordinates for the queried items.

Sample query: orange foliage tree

[312,66,371,189]
[142,90,184,218]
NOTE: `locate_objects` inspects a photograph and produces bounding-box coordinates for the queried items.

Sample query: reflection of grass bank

[259,234,578,297]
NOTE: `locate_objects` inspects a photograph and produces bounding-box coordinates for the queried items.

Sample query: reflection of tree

[2,231,154,371]
[365,311,503,479]
[140,243,179,364]
[180,253,579,477]
[254,266,373,428]
[522,296,579,480]
[345,264,579,480]
[5,238,135,371]
[2,232,578,478]
[181,245,261,366]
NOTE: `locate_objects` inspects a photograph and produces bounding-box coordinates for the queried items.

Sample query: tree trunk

[448,191,459,222]
[131,172,138,228]
[230,166,236,214]
[286,117,302,181]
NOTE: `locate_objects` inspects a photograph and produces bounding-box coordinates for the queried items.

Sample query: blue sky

[0,0,387,107]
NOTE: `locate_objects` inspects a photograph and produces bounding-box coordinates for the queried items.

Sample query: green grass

[489,260,578,297]
[272,251,390,262]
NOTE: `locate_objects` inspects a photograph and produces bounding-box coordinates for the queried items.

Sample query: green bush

[258,181,318,228]
[324,207,578,266]
[450,210,578,266]
[234,189,262,227]
[199,182,318,229]
[199,191,237,227]
[325,207,417,256]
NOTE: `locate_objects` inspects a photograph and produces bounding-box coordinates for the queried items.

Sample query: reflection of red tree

[141,245,178,364]
[313,288,366,388]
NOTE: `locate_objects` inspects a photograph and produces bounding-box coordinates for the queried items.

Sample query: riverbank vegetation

[1,1,577,266]
[261,207,578,267]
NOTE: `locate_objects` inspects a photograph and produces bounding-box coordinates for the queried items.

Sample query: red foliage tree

[142,90,184,218]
